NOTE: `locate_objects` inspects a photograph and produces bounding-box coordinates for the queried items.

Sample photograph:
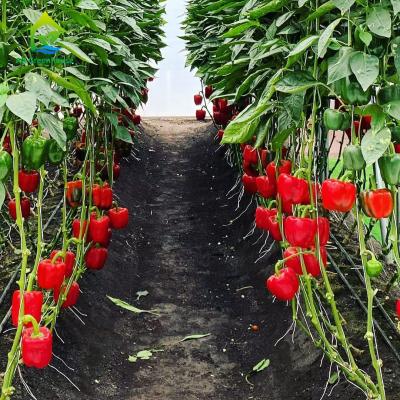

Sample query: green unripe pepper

[63,117,79,141]
[378,154,400,186]
[323,109,346,130]
[22,135,48,170]
[366,256,383,278]
[47,139,65,165]
[391,126,400,143]
[0,150,12,181]
[343,145,365,171]
[336,77,372,105]
[377,85,400,105]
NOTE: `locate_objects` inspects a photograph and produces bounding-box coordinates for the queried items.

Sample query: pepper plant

[0,0,165,398]
[184,0,400,398]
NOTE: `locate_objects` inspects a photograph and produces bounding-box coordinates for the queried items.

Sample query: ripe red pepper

[256,175,276,199]
[316,217,330,246]
[268,211,283,241]
[242,173,258,194]
[284,247,327,277]
[11,290,43,327]
[194,94,203,105]
[361,115,372,130]
[277,173,309,205]
[205,85,213,99]
[89,213,110,243]
[50,250,76,278]
[284,216,317,248]
[19,170,40,193]
[196,109,206,121]
[54,282,80,308]
[85,246,108,270]
[266,160,292,185]
[109,207,129,229]
[243,145,258,165]
[321,179,356,212]
[132,114,141,125]
[396,299,400,319]
[266,267,299,301]
[361,189,393,219]
[22,326,52,368]
[255,206,270,231]
[37,259,66,290]
[8,197,31,221]
[217,129,224,141]
[66,180,83,208]
[100,184,113,210]
[72,218,89,241]
[113,163,121,180]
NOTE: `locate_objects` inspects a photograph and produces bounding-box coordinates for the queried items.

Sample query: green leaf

[366,7,391,38]
[253,358,270,372]
[6,92,37,124]
[391,0,400,14]
[383,100,400,120]
[328,372,339,384]
[107,296,159,316]
[327,47,354,84]
[359,31,372,47]
[0,182,6,210]
[128,349,163,363]
[349,52,379,91]
[318,18,341,58]
[361,127,391,165]
[59,40,95,64]
[178,334,211,343]
[115,126,133,144]
[37,113,66,151]
[223,20,260,38]
[64,67,90,81]
[287,35,319,67]
[0,83,8,109]
[222,116,260,144]
[356,104,385,132]
[332,0,355,13]
[76,0,99,9]
[276,71,320,94]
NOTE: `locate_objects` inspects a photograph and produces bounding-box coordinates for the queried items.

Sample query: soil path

[11,118,362,400]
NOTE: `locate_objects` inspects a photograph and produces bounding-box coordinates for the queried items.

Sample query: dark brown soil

[3,118,389,399]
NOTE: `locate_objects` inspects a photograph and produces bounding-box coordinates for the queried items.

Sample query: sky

[140,1,200,117]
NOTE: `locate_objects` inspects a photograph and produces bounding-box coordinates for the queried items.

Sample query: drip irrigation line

[0,198,64,333]
[331,233,400,341]
[328,245,400,364]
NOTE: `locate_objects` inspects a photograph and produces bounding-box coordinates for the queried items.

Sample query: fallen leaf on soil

[136,290,149,301]
[178,333,211,342]
[245,359,270,386]
[128,349,164,363]
[107,296,160,316]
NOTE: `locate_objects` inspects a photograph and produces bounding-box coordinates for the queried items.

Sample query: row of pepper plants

[184,0,400,398]
[0,0,165,398]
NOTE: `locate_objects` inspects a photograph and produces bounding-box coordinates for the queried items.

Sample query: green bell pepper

[0,150,12,181]
[22,135,48,170]
[377,85,400,105]
[336,77,372,105]
[366,257,383,278]
[323,109,350,131]
[378,154,400,186]
[392,126,400,143]
[343,145,365,171]
[63,117,79,141]
[47,139,65,165]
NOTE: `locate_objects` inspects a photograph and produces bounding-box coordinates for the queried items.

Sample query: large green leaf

[37,113,67,151]
[332,0,355,13]
[366,7,391,38]
[361,127,391,165]
[59,40,95,64]
[349,52,379,91]
[276,71,320,94]
[318,18,341,58]
[6,92,37,124]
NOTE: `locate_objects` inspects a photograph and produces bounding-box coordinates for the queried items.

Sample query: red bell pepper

[22,325,52,368]
[109,207,129,229]
[11,290,43,327]
[194,94,203,106]
[277,173,309,205]
[284,247,327,277]
[316,217,330,246]
[255,207,270,231]
[266,267,299,301]
[268,212,283,241]
[242,174,258,194]
[284,216,317,248]
[54,282,80,308]
[243,145,258,165]
[100,184,113,210]
[89,213,110,243]
[19,170,40,193]
[37,259,66,290]
[256,175,276,199]
[66,180,83,208]
[396,299,400,319]
[321,179,356,212]
[266,160,292,185]
[72,218,89,241]
[113,163,121,180]
[85,246,108,270]
[50,250,76,278]
[205,85,213,99]
[8,197,31,221]
[361,189,393,219]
